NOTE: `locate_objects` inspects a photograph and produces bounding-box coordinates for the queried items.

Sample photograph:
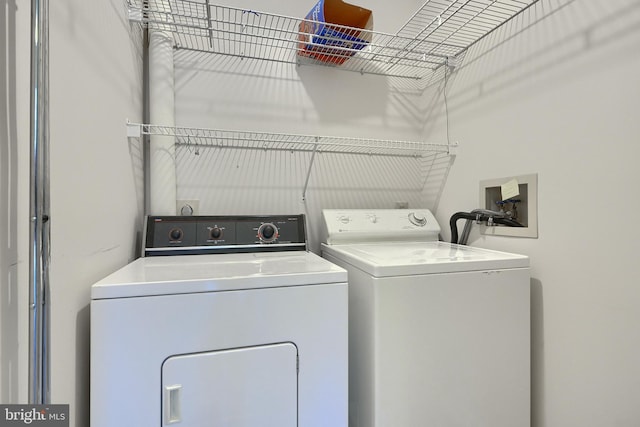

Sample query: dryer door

[162,343,298,426]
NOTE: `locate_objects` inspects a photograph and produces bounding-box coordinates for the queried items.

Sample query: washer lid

[321,241,529,277]
[91,252,347,299]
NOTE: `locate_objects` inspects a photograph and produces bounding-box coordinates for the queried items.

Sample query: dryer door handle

[165,384,182,424]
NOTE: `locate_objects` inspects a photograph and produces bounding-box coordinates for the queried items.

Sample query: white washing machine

[321,209,530,427]
[91,215,348,427]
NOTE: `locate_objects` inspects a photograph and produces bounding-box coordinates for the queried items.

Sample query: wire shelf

[128,122,457,200]
[129,0,539,80]
[127,123,456,158]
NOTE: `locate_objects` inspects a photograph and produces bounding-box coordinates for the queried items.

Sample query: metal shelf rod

[174,142,438,158]
[302,139,319,202]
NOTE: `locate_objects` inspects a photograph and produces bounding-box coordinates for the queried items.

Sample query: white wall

[1,0,30,404]
[1,1,144,426]
[432,1,640,426]
[174,0,451,252]
[47,1,144,424]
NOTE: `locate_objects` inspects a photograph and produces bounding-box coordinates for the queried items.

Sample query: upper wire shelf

[127,123,457,158]
[129,0,539,80]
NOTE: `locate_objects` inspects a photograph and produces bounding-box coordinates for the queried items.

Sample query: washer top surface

[92,251,347,300]
[321,241,529,277]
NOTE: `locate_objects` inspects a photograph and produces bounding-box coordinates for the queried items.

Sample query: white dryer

[91,215,348,427]
[321,209,530,427]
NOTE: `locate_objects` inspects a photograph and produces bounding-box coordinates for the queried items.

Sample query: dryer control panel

[323,209,441,245]
[144,215,307,256]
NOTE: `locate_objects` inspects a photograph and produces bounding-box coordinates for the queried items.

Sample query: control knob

[209,227,223,240]
[408,212,428,227]
[338,215,350,224]
[168,228,183,241]
[258,223,279,243]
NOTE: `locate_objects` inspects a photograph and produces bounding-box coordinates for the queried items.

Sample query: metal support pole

[29,0,50,405]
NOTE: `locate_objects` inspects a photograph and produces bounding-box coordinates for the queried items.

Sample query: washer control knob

[169,228,183,241]
[258,223,278,243]
[408,212,427,227]
[209,227,223,240]
[338,215,350,224]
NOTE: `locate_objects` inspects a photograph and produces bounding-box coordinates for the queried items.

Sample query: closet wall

[0,0,30,405]
[432,1,640,426]
[47,1,145,423]
[173,0,450,252]
[2,1,144,426]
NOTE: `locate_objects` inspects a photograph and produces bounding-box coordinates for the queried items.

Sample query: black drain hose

[449,211,523,244]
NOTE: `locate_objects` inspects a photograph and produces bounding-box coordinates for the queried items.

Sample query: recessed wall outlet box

[395,201,409,209]
[479,173,538,238]
[177,200,200,216]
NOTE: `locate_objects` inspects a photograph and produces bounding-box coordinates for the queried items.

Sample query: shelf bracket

[128,2,143,23]
[302,138,320,201]
[127,121,142,138]
[446,56,459,70]
[448,141,459,157]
